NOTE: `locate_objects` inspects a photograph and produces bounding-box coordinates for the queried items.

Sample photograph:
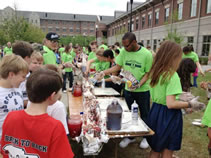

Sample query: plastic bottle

[131,101,139,125]
[101,78,105,88]
[106,100,123,130]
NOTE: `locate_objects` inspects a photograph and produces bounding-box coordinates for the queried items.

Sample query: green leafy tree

[60,35,95,46]
[0,9,45,45]
[165,11,184,45]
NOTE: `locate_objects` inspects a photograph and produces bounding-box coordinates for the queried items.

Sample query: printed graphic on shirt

[0,91,23,113]
[125,60,142,69]
[3,144,39,158]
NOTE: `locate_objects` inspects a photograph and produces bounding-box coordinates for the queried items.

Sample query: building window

[112,29,114,36]
[76,29,80,33]
[70,28,73,32]
[128,22,130,31]
[136,19,139,30]
[178,2,183,20]
[142,16,145,28]
[207,0,211,13]
[153,39,157,51]
[90,29,94,33]
[63,28,66,32]
[56,28,60,32]
[155,11,159,25]
[164,8,169,22]
[202,35,211,56]
[191,0,197,17]
[131,21,134,31]
[148,14,152,27]
[141,40,144,45]
[147,40,150,46]
[48,27,52,32]
[187,36,194,46]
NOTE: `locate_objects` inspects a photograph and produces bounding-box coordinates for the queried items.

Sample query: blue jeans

[63,71,73,90]
[193,76,198,87]
[124,90,150,123]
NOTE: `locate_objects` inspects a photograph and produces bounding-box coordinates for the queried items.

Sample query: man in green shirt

[43,32,59,65]
[97,32,153,149]
[3,42,13,55]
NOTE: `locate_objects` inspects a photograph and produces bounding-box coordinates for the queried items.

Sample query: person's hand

[200,71,205,76]
[64,62,74,68]
[189,96,205,111]
[95,71,105,81]
[111,76,121,84]
[200,81,208,90]
[179,92,195,102]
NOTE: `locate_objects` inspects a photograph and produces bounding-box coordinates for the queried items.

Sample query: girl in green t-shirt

[146,41,196,158]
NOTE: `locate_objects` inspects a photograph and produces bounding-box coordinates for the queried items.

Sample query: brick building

[107,0,211,56]
[0,6,114,38]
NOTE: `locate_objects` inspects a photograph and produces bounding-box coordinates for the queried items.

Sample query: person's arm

[103,64,122,75]
[196,61,205,76]
[139,73,149,87]
[166,95,189,109]
[85,59,95,75]
[205,68,211,73]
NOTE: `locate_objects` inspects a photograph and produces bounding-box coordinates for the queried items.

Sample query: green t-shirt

[71,50,76,59]
[61,53,73,72]
[3,47,12,55]
[99,44,108,50]
[93,57,110,78]
[202,99,211,127]
[58,47,65,54]
[88,52,96,61]
[150,72,182,105]
[43,46,57,65]
[94,57,110,71]
[116,47,153,92]
[182,51,199,63]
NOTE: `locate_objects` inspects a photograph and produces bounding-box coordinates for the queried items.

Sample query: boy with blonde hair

[0,54,29,143]
[29,51,44,72]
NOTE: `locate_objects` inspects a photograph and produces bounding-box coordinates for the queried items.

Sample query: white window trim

[165,4,170,8]
[177,0,183,4]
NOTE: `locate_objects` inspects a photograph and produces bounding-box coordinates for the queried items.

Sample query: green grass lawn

[71,72,211,158]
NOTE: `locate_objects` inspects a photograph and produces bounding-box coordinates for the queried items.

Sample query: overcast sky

[0,0,145,16]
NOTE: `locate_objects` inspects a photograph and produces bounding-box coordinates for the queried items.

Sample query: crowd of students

[0,31,210,158]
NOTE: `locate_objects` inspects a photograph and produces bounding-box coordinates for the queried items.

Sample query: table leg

[115,141,118,158]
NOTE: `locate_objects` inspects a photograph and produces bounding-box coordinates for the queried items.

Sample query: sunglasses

[124,40,134,48]
[50,40,58,43]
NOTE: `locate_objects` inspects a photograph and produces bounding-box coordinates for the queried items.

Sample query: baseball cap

[46,32,60,41]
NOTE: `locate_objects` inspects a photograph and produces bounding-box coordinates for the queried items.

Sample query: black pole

[130,0,133,32]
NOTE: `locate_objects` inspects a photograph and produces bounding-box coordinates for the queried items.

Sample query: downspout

[196,0,202,54]
[150,5,154,48]
[170,0,174,33]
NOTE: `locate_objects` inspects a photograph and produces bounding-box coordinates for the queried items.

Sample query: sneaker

[119,138,136,148]
[68,88,73,92]
[139,138,149,149]
[62,90,67,93]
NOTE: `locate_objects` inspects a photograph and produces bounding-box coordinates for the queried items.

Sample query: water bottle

[101,78,105,88]
[131,101,139,125]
